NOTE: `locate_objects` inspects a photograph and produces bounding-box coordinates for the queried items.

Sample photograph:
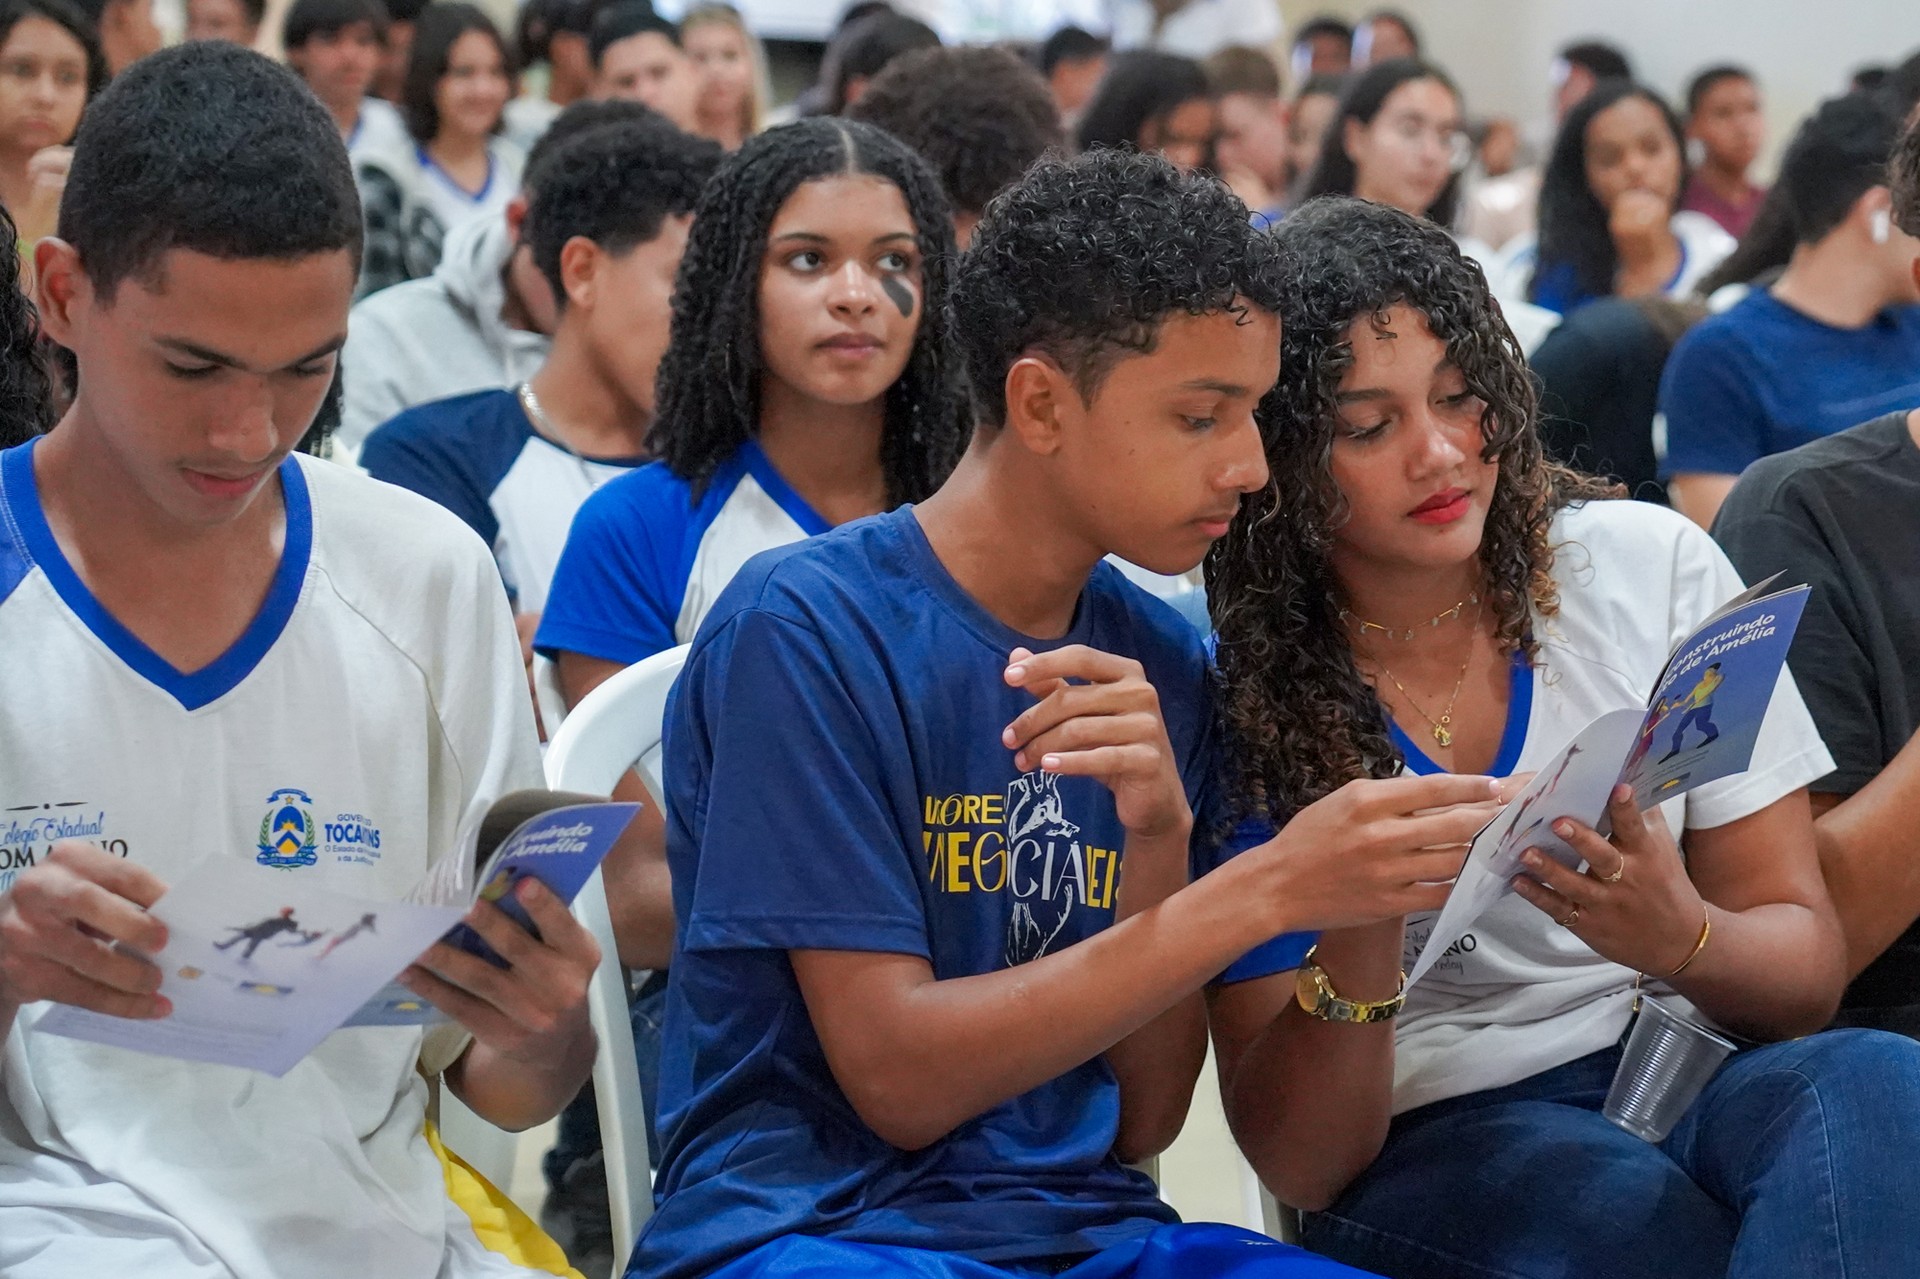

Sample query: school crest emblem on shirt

[256,789,319,869]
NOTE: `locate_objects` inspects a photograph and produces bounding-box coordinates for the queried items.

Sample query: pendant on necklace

[1433,719,1453,748]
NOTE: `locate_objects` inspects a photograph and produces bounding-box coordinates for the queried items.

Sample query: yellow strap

[425,1120,588,1279]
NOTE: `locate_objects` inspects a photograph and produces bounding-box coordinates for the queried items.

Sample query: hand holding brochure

[36,791,639,1074]
[1406,578,1809,985]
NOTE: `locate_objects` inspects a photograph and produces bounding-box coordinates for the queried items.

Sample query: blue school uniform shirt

[534,441,829,666]
[630,508,1311,1279]
[359,388,644,613]
[1658,291,1920,478]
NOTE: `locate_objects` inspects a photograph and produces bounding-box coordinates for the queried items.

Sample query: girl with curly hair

[538,116,967,702]
[1206,196,1920,1279]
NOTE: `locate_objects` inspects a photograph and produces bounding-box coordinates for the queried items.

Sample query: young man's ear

[1001,353,1078,456]
[504,193,530,243]
[558,235,600,311]
[33,237,89,349]
[1854,186,1894,243]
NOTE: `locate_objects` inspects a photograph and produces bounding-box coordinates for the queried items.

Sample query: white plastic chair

[532,652,569,739]
[542,643,691,1276]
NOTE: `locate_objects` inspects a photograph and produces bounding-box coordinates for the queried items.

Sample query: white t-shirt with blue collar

[535,440,832,667]
[0,440,547,1278]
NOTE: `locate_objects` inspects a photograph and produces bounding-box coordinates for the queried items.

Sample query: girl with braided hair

[538,115,967,702]
[1205,195,1920,1279]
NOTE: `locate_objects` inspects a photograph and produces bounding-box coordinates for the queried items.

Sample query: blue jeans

[1303,1029,1920,1279]
[544,969,668,1190]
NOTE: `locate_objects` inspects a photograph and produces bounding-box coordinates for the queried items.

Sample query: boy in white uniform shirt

[0,43,599,1279]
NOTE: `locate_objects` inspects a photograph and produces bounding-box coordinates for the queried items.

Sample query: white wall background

[1283,0,1920,175]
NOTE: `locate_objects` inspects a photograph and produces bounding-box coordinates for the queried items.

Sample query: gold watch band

[1295,945,1407,1024]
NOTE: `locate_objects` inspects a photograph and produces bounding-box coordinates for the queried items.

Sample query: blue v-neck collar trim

[1390,646,1535,778]
[740,439,833,536]
[2,439,313,712]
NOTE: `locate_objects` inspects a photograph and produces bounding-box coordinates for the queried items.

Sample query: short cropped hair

[282,0,386,50]
[848,45,1062,219]
[515,0,594,67]
[524,97,660,188]
[524,115,720,303]
[952,148,1281,427]
[1293,16,1352,51]
[590,0,678,66]
[1204,45,1281,100]
[1559,39,1631,83]
[1037,24,1105,77]
[1892,112,1920,236]
[1776,91,1903,245]
[402,3,513,143]
[1685,64,1753,117]
[829,10,936,113]
[58,41,361,299]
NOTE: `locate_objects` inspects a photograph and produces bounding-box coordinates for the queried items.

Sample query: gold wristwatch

[1295,945,1407,1024]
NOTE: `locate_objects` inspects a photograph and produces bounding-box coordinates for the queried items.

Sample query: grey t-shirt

[1714,411,1920,1029]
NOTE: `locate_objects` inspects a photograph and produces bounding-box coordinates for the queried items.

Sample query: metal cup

[1602,997,1739,1143]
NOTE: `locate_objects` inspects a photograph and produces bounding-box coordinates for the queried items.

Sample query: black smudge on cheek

[880,274,916,318]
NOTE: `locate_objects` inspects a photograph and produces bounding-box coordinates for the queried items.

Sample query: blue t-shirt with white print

[534,441,830,667]
[630,507,1311,1279]
[360,388,644,613]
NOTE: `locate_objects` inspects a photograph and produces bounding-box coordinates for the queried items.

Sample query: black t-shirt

[1714,411,1920,1027]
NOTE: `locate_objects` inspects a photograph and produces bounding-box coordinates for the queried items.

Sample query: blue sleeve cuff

[1216,929,1318,985]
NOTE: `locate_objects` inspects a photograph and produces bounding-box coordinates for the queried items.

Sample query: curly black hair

[953,147,1280,428]
[847,45,1062,220]
[1530,80,1688,308]
[1893,108,1920,237]
[650,117,966,504]
[523,115,721,305]
[1208,196,1617,818]
[0,206,53,448]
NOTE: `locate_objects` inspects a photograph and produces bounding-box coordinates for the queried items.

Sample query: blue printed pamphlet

[1407,576,1809,984]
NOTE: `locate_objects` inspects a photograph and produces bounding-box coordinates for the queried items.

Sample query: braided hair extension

[650,116,967,505]
[1207,197,1618,819]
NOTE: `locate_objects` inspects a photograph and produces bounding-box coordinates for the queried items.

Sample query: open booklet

[1405,576,1810,986]
[36,791,640,1075]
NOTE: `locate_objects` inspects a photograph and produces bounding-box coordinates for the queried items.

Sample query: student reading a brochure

[1203,196,1920,1279]
[634,152,1503,1279]
[0,45,600,1279]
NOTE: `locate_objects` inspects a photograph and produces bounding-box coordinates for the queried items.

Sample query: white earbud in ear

[1873,209,1893,244]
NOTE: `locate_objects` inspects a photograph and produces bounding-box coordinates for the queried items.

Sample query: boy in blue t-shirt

[634,151,1501,1279]
[1661,93,1920,528]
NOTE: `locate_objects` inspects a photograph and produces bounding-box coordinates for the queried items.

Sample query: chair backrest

[544,643,689,801]
[532,652,570,739]
[542,643,690,1276]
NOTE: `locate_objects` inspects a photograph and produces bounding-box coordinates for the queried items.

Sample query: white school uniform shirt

[347,97,412,166]
[1390,500,1832,1115]
[534,442,835,669]
[0,442,549,1279]
[413,138,525,241]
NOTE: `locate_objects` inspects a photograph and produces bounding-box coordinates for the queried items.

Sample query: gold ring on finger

[1558,906,1581,928]
[1597,863,1624,885]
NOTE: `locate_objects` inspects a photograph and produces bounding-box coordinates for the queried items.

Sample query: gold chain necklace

[1363,598,1484,750]
[1340,590,1479,642]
